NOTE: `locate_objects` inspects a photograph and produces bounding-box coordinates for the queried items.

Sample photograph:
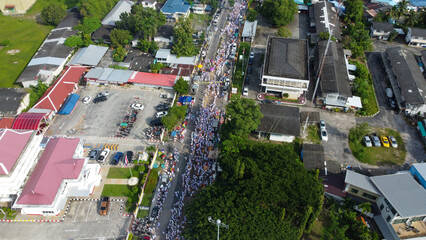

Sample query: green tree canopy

[171,18,198,57]
[276,27,292,38]
[161,105,188,131]
[112,46,127,62]
[173,77,189,95]
[116,6,165,40]
[110,29,133,47]
[77,0,118,20]
[64,35,84,48]
[75,17,102,34]
[41,3,67,26]
[261,0,297,27]
[247,9,258,22]
[343,0,364,23]
[150,62,164,73]
[184,141,324,239]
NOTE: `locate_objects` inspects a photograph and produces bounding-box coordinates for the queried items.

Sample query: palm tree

[389,5,399,22]
[418,9,426,28]
[358,202,372,215]
[404,10,418,27]
[397,0,408,18]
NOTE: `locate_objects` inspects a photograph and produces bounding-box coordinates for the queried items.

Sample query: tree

[173,77,189,95]
[388,30,398,42]
[172,18,198,57]
[343,0,363,23]
[138,39,158,53]
[358,202,372,215]
[150,62,164,73]
[41,3,66,26]
[247,9,258,22]
[116,6,165,40]
[77,0,117,20]
[112,46,127,62]
[75,17,102,34]
[161,105,188,131]
[403,10,418,27]
[261,0,297,27]
[276,27,292,38]
[64,36,84,48]
[110,29,133,48]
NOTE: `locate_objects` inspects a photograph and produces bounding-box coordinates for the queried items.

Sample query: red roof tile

[0,118,15,129]
[128,72,177,87]
[16,138,85,206]
[33,66,86,112]
[0,129,33,175]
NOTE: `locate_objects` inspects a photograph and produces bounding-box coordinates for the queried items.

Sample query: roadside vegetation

[374,0,426,29]
[0,208,18,220]
[306,125,321,144]
[348,123,406,165]
[162,105,188,131]
[351,62,379,116]
[231,42,250,99]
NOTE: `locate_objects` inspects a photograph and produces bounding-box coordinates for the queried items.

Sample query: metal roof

[161,0,190,14]
[410,27,426,38]
[0,129,33,175]
[386,47,425,105]
[344,170,380,195]
[242,20,258,38]
[68,45,108,66]
[12,112,47,130]
[371,173,426,218]
[85,68,133,83]
[302,144,325,170]
[28,57,66,66]
[101,0,134,26]
[0,88,28,116]
[155,49,196,65]
[313,1,341,40]
[263,37,308,80]
[257,105,300,136]
[372,22,394,32]
[411,163,426,182]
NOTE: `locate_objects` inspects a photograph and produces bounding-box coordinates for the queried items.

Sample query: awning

[57,94,80,115]
[12,112,47,130]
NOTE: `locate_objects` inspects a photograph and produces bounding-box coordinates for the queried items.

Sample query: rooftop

[84,68,133,83]
[12,112,47,130]
[302,144,325,171]
[242,20,258,38]
[313,0,341,40]
[0,88,28,116]
[102,0,134,26]
[411,163,426,179]
[68,45,108,66]
[263,37,308,80]
[410,27,426,38]
[345,170,380,195]
[156,49,196,65]
[257,105,300,136]
[371,173,426,218]
[161,0,190,14]
[372,22,394,32]
[128,72,177,87]
[15,138,85,206]
[300,112,320,123]
[92,25,114,42]
[386,47,425,105]
[0,129,33,175]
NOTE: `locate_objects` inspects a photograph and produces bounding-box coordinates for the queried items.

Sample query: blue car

[112,152,123,165]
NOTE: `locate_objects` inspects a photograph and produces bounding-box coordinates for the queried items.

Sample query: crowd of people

[163,0,248,239]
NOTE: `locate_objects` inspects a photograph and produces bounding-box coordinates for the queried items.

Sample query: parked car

[150,118,163,127]
[247,66,252,74]
[131,103,144,110]
[97,91,110,98]
[82,96,91,103]
[389,98,396,109]
[99,196,109,215]
[155,104,169,111]
[93,95,107,103]
[156,111,168,118]
[98,148,110,162]
[363,136,372,147]
[249,51,254,59]
[89,149,98,160]
[151,206,159,218]
[321,129,328,141]
[389,136,397,148]
[319,120,326,130]
[242,86,248,96]
[381,136,390,148]
[371,135,381,147]
[385,88,393,98]
[261,99,274,104]
[112,152,123,165]
[126,151,134,163]
[245,76,250,85]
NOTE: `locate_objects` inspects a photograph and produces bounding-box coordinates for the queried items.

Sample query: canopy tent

[178,96,193,105]
[12,112,47,130]
[57,94,80,115]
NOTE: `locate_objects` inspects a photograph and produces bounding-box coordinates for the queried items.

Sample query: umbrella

[120,122,128,127]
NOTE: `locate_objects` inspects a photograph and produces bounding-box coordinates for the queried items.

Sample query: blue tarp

[58,93,80,115]
[178,96,192,104]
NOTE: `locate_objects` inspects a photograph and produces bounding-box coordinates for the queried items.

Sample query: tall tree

[261,0,297,27]
[75,17,102,34]
[116,6,165,40]
[171,18,198,57]
[343,0,363,23]
[221,98,262,138]
[404,10,418,27]
[110,28,133,47]
[41,3,67,26]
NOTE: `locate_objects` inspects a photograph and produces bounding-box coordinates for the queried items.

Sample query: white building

[101,0,134,26]
[155,49,197,65]
[13,138,101,216]
[370,22,394,41]
[406,27,426,48]
[261,37,309,99]
[160,0,190,21]
[141,0,157,8]
[0,129,42,207]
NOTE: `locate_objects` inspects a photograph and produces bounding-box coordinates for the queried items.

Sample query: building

[241,20,258,42]
[160,0,191,21]
[141,0,157,8]
[68,45,108,66]
[191,3,211,14]
[92,25,115,43]
[101,0,134,26]
[84,68,134,85]
[261,37,309,100]
[384,47,426,116]
[16,12,80,88]
[155,49,197,65]
[128,72,178,89]
[256,105,300,142]
[410,163,426,190]
[32,66,87,113]
[345,170,426,240]
[0,0,36,14]
[406,27,426,48]
[301,144,325,171]
[13,138,101,216]
[370,22,394,40]
[0,88,30,117]
[313,0,342,41]
[0,129,42,207]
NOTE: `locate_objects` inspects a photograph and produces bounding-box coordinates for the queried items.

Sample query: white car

[97,91,110,98]
[319,120,326,130]
[156,111,168,118]
[249,52,254,59]
[242,86,248,96]
[82,96,91,103]
[131,103,144,110]
[98,148,110,162]
[321,130,328,141]
[389,136,398,148]
[363,136,372,147]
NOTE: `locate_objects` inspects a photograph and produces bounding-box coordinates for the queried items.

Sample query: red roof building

[11,112,48,130]
[128,72,178,88]
[0,118,15,129]
[32,66,86,112]
[0,129,34,175]
[16,138,85,206]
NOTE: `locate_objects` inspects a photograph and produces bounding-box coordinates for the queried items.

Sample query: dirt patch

[7,49,21,55]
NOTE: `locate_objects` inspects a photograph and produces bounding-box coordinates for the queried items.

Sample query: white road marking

[64,230,78,232]
[85,201,92,222]
[73,202,81,222]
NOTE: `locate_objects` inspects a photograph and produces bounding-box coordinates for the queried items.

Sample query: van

[161,174,168,185]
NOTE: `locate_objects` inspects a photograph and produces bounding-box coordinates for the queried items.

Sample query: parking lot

[65,199,125,223]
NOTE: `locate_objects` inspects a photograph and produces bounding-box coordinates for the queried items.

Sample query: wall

[344,184,379,202]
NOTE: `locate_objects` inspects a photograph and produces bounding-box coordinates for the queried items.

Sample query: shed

[241,20,257,41]
[0,88,30,117]
[57,94,80,115]
[256,105,300,142]
[68,45,108,66]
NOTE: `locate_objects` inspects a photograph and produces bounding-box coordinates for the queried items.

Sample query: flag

[124,153,129,166]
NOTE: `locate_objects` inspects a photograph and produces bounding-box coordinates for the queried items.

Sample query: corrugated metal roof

[101,0,134,26]
[371,173,426,218]
[155,49,196,65]
[344,170,380,195]
[161,0,190,14]
[257,105,300,136]
[68,45,108,66]
[28,57,66,66]
[411,163,426,180]
[242,20,258,38]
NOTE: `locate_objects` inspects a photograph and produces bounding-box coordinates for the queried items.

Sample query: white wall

[269,134,295,142]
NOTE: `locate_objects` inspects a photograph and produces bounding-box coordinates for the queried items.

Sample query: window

[351,188,359,194]
[386,215,392,222]
[380,204,384,211]
[411,216,425,222]
[362,192,377,201]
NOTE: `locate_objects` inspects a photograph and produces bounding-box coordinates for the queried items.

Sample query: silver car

[371,135,381,147]
[319,120,326,130]
[363,136,372,147]
[389,136,398,148]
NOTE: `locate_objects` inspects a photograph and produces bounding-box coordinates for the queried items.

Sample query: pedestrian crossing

[83,143,119,150]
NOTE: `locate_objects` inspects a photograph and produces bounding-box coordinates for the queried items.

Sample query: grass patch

[0,15,53,87]
[137,209,149,219]
[348,123,406,165]
[232,42,250,93]
[191,13,212,28]
[141,193,153,207]
[306,125,321,144]
[107,166,142,179]
[102,184,141,212]
[0,208,18,220]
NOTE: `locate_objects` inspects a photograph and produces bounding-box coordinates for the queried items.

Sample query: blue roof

[58,94,80,115]
[410,0,426,7]
[161,0,190,14]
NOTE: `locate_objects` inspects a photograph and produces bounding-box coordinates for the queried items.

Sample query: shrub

[41,3,66,26]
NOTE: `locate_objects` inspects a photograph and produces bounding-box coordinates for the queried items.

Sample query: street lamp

[208,216,229,240]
